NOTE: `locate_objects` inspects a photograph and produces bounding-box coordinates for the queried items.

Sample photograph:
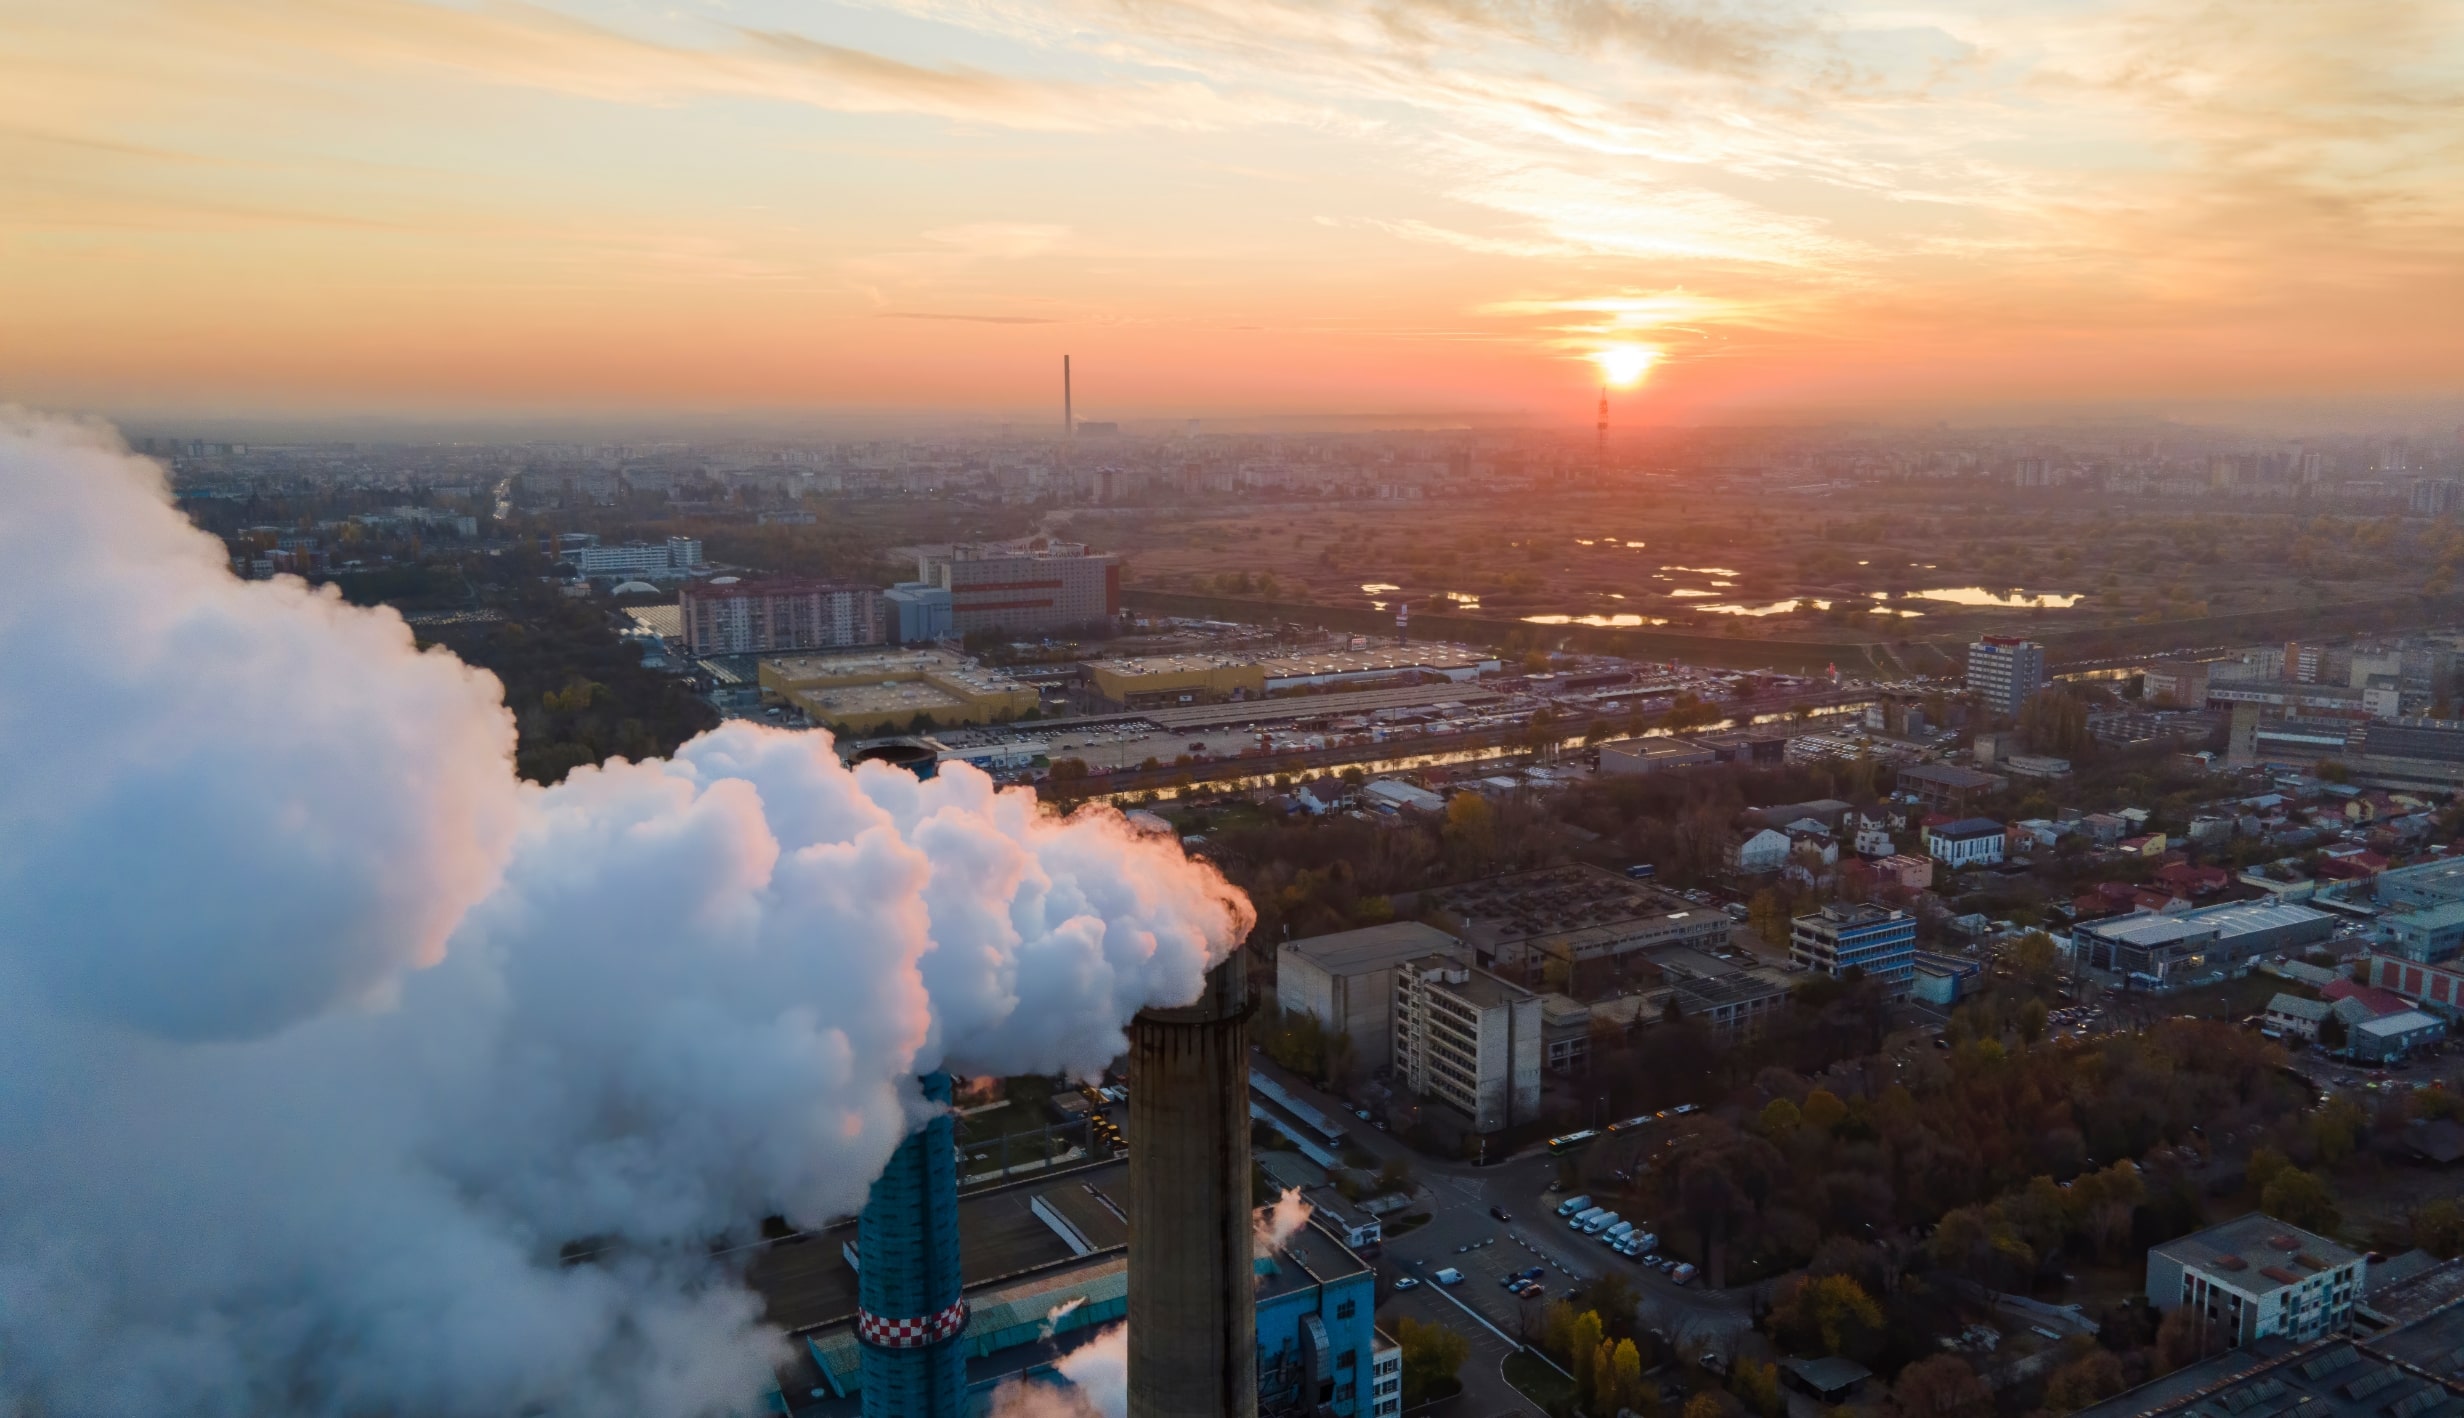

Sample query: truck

[1555,1195,1593,1218]
[1581,1211,1621,1235]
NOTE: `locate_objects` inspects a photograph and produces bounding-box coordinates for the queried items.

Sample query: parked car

[1393,1276,1419,1291]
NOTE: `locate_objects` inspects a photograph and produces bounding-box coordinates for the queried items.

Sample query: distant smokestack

[1128,957,1256,1418]
[1065,355,1074,439]
[858,1071,967,1418]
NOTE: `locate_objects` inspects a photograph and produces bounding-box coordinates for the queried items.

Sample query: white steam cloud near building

[0,411,1254,1415]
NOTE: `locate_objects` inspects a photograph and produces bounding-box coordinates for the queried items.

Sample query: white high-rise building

[1967,636,2046,717]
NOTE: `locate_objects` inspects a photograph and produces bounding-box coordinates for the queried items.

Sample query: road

[1250,1054,1759,1382]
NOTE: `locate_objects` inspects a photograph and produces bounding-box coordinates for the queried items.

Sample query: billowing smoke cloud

[0,411,1253,1415]
[988,1323,1128,1418]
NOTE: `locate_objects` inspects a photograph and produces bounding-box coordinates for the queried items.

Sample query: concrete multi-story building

[881,582,954,644]
[2147,1214,2365,1348]
[1275,922,1463,1074]
[1967,636,2047,718]
[2142,660,2213,708]
[572,535,701,579]
[677,575,885,656]
[1789,903,1917,993]
[917,542,1118,637]
[1393,956,1541,1133]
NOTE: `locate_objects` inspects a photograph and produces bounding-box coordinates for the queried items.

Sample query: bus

[1603,1115,1657,1136]
[1546,1129,1600,1155]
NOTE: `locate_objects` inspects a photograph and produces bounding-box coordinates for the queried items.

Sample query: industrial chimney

[857,1071,968,1418]
[1128,956,1257,1418]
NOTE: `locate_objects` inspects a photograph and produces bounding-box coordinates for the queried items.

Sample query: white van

[1435,1268,1464,1286]
[1603,1221,1635,1243]
[1570,1207,1606,1229]
[1581,1211,1620,1235]
[1555,1195,1593,1218]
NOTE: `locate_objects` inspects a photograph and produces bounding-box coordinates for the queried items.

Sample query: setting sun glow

[1592,345,1660,389]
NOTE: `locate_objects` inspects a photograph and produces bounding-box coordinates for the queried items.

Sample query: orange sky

[5,0,2462,424]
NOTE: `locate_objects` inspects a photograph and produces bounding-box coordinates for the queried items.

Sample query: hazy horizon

[10,0,2464,423]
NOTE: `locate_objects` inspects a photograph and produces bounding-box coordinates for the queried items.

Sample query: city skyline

[8,0,2463,423]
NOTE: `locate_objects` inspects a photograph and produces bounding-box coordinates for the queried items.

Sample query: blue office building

[1789,903,1919,994]
[857,1072,967,1418]
[1255,1221,1401,1418]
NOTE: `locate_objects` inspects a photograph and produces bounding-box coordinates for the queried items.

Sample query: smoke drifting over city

[0,411,1253,1415]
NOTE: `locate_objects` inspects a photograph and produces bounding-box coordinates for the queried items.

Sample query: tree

[1607,1338,1646,1416]
[1395,1316,1469,1406]
[2261,1166,2339,1232]
[2155,1304,2221,1373]
[1730,1358,1783,1418]
[1757,1097,1802,1137]
[1891,1355,1994,1418]
[1571,1309,1607,1408]
[2044,1350,2127,1414]
[2011,931,2061,992]
[1768,1273,1884,1360]
[1799,1088,1847,1133]
[2412,1198,2464,1259]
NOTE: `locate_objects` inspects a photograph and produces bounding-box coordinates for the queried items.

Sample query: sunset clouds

[3,0,2459,419]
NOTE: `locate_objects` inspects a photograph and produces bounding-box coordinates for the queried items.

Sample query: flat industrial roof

[748,1159,1131,1334]
[1281,921,1464,975]
[2152,1212,2362,1296]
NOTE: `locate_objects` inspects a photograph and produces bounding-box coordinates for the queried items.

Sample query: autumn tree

[1891,1355,1993,1418]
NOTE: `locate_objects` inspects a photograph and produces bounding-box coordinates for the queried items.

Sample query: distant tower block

[858,1071,967,1418]
[1596,385,1608,473]
[1064,354,1074,438]
[1128,957,1257,1418]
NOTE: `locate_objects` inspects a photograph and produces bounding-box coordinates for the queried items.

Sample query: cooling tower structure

[857,1071,968,1418]
[1128,956,1258,1418]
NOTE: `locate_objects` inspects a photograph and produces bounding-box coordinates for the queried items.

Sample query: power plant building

[916,543,1120,637]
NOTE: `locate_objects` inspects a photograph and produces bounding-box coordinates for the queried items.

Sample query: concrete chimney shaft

[1127,956,1257,1418]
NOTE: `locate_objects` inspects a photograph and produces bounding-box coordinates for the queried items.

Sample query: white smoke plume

[1253,1186,1315,1257]
[988,1322,1128,1418]
[1039,1294,1089,1339]
[0,411,1254,1416]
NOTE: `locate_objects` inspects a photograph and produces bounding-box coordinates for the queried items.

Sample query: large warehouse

[2069,900,2335,988]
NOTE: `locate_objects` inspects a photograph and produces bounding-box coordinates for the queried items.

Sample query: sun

[1591,343,1659,388]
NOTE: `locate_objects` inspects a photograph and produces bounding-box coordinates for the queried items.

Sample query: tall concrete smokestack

[1129,956,1256,1418]
[858,1071,968,1418]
